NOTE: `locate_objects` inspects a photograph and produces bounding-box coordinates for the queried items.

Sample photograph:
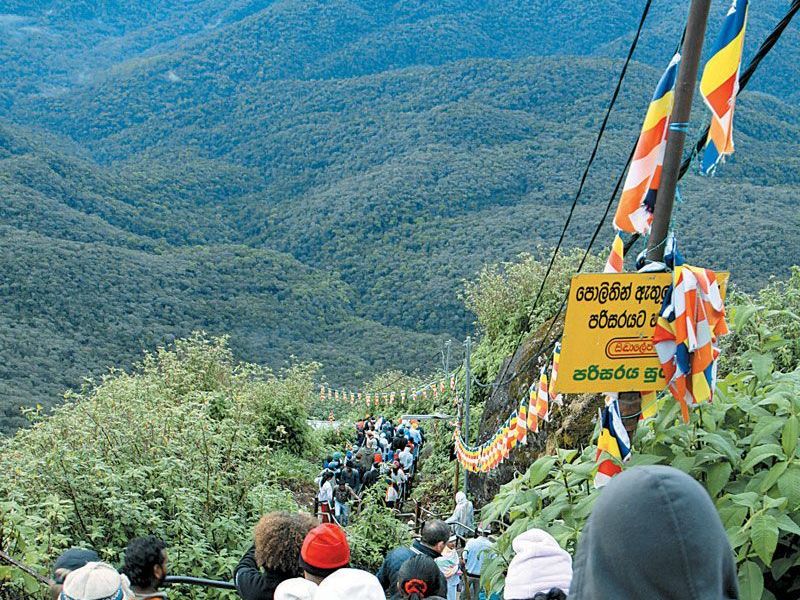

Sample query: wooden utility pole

[647,0,712,261]
[620,0,712,438]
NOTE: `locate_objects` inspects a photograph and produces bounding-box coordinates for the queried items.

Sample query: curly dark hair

[123,536,166,590]
[254,512,317,574]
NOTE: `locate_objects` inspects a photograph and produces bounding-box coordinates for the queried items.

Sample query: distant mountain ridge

[1,0,798,431]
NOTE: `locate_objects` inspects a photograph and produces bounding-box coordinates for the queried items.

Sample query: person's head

[61,561,133,600]
[570,466,738,599]
[477,522,491,538]
[313,568,384,599]
[446,535,457,550]
[253,512,317,576]
[345,450,353,460]
[299,523,350,584]
[274,577,317,600]
[531,590,567,600]
[322,471,334,484]
[122,536,167,592]
[396,555,441,599]
[51,548,99,600]
[345,461,353,471]
[338,481,346,490]
[503,529,571,599]
[373,453,382,465]
[455,491,466,505]
[420,520,450,555]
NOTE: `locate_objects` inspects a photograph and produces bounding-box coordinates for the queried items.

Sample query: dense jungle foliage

[2,1,799,429]
[478,269,800,599]
[0,335,321,597]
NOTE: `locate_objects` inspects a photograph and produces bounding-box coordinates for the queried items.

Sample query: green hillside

[1,1,798,432]
[13,56,800,332]
[3,0,797,110]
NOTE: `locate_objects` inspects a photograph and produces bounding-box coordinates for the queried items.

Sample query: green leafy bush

[0,334,318,597]
[480,307,800,599]
[346,487,412,572]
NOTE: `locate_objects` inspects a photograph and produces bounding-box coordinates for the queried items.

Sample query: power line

[625,0,800,255]
[490,0,655,391]
[517,0,800,379]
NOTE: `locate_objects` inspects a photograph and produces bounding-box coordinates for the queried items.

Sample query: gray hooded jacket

[570,465,739,599]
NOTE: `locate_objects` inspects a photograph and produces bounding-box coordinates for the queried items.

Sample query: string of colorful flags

[453,347,563,473]
[594,0,743,487]
[319,376,457,408]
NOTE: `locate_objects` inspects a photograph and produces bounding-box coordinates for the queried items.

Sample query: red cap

[374,453,382,464]
[299,524,350,577]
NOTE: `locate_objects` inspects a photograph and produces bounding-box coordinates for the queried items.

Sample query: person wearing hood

[313,568,384,600]
[503,529,571,599]
[51,548,100,600]
[377,520,449,597]
[59,562,134,600]
[445,492,475,540]
[274,578,317,600]
[434,535,461,600]
[570,465,739,599]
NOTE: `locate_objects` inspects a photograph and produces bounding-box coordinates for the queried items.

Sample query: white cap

[313,568,384,600]
[504,529,572,598]
[274,578,317,600]
[61,562,132,600]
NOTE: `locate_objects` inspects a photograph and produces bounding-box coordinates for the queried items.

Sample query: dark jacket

[362,467,380,488]
[392,435,407,452]
[338,467,360,490]
[570,465,739,599]
[233,545,293,600]
[376,540,446,597]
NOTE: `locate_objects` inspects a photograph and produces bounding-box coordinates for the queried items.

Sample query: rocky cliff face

[466,319,597,506]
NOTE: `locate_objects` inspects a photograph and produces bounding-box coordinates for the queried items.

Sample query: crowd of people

[316,415,426,524]
[45,428,741,600]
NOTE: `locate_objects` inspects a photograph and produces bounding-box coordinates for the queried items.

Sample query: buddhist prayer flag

[700,0,748,175]
[653,256,729,422]
[527,383,538,433]
[534,369,550,423]
[594,400,631,488]
[639,391,659,420]
[604,234,625,274]
[516,398,529,444]
[613,54,680,234]
[548,342,563,406]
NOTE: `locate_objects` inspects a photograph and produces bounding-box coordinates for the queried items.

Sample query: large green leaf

[738,561,764,600]
[730,492,760,509]
[706,461,732,498]
[775,513,800,536]
[750,513,779,566]
[759,461,788,494]
[699,432,741,464]
[525,455,557,487]
[777,465,800,509]
[781,415,798,458]
[750,352,774,382]
[741,444,784,472]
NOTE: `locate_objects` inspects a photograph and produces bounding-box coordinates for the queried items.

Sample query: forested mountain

[1,0,798,431]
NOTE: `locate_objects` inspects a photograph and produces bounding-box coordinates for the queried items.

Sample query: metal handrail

[163,576,236,591]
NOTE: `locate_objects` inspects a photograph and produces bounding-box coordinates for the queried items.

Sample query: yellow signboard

[555,272,728,393]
